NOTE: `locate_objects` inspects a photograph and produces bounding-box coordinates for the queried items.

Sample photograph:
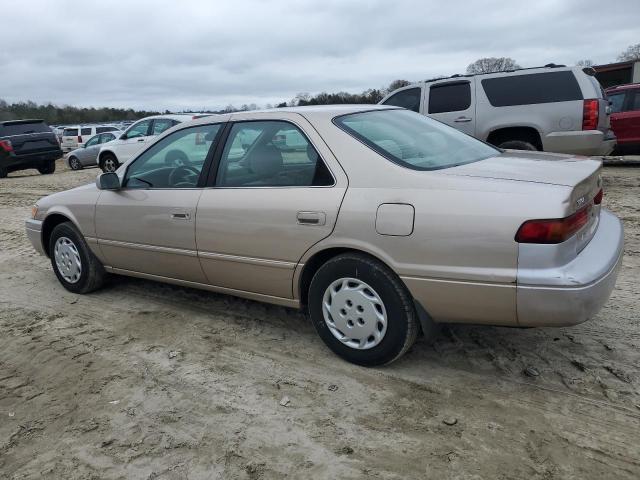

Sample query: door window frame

[121,122,227,190]
[204,119,336,189]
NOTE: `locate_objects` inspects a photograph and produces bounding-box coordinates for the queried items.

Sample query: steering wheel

[164,149,191,167]
[168,165,200,187]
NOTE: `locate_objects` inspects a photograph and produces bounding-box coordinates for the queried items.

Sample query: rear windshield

[334,109,498,171]
[0,121,50,136]
[481,71,583,107]
[63,128,79,136]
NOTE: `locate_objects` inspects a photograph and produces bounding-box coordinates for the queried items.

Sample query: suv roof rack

[422,63,568,83]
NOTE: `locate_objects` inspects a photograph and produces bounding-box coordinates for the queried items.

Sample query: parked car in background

[61,125,121,152]
[1,119,62,178]
[26,106,623,366]
[606,83,640,153]
[66,132,119,170]
[97,114,213,172]
[380,65,616,156]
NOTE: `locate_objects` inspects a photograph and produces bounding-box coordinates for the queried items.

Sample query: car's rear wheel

[0,165,7,178]
[49,222,106,294]
[498,140,538,151]
[37,161,56,175]
[68,156,83,170]
[308,253,418,366]
[100,153,119,173]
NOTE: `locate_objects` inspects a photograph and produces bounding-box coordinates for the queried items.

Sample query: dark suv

[0,119,63,178]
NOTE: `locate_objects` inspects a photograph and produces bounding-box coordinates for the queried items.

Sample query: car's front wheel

[49,222,107,294]
[37,161,56,175]
[308,253,419,366]
[68,156,83,170]
[100,153,119,173]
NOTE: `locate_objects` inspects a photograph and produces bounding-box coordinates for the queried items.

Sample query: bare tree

[387,79,411,92]
[617,43,640,62]
[576,59,594,67]
[466,57,521,74]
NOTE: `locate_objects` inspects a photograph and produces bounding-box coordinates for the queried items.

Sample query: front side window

[334,109,498,171]
[152,119,176,135]
[428,82,471,113]
[84,135,100,147]
[124,124,222,189]
[608,93,626,113]
[481,71,583,107]
[81,127,92,136]
[382,87,422,113]
[216,121,333,187]
[99,133,115,143]
[125,120,151,139]
[629,91,640,111]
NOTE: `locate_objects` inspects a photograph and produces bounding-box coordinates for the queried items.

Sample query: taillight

[77,135,82,143]
[0,139,13,152]
[582,99,599,130]
[593,188,603,205]
[515,206,591,244]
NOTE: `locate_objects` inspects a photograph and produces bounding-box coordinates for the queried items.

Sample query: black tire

[68,156,83,170]
[308,253,419,366]
[37,161,56,175]
[0,165,7,178]
[49,222,107,294]
[498,140,538,151]
[100,153,119,173]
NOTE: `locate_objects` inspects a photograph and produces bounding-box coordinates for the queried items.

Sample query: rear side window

[382,87,422,113]
[96,126,117,133]
[428,82,471,113]
[81,128,92,136]
[608,93,626,113]
[481,71,583,107]
[629,92,640,111]
[0,121,50,136]
[63,128,79,136]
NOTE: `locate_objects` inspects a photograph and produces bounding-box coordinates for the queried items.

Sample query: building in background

[594,60,640,88]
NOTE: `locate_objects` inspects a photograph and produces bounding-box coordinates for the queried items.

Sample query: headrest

[250,144,283,176]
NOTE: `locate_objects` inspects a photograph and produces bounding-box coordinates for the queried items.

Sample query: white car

[97,114,214,172]
[60,125,121,152]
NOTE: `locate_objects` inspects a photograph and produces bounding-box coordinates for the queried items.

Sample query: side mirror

[96,172,121,190]
[120,133,127,140]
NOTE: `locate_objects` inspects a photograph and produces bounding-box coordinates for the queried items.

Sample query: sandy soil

[0,161,639,479]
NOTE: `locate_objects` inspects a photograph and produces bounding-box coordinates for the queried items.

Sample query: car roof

[605,83,640,92]
[1,119,45,125]
[232,104,396,121]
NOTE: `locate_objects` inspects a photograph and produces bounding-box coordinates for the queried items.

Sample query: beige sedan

[26,106,624,365]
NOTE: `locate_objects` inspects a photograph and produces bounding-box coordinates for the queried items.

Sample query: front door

[116,119,153,163]
[77,134,101,166]
[425,80,476,136]
[95,122,224,282]
[196,116,347,299]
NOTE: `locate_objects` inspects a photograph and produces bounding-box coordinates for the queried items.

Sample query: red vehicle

[606,83,640,153]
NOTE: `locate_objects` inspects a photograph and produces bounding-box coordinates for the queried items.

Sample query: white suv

[97,114,213,172]
[61,125,121,152]
[379,65,616,156]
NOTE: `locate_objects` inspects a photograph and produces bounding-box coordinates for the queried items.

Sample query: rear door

[425,80,475,136]
[195,113,347,299]
[77,134,101,165]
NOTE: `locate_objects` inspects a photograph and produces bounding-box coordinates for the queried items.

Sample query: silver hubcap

[54,236,82,283]
[322,278,388,350]
[71,158,79,169]
[104,158,116,172]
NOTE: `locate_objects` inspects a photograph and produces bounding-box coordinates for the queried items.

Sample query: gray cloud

[0,0,638,111]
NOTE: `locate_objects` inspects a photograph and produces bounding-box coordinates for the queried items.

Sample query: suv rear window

[428,82,471,113]
[0,121,50,136]
[63,128,79,136]
[481,71,582,107]
[382,87,422,113]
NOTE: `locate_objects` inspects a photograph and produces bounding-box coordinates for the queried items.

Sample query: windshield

[334,109,498,170]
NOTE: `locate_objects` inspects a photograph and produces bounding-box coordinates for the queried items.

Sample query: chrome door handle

[171,211,190,220]
[297,211,326,226]
[454,116,472,123]
[137,138,145,142]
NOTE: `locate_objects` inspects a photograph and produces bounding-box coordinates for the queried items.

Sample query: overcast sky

[1,0,638,111]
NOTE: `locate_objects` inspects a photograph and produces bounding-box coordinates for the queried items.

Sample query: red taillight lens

[582,99,599,130]
[593,188,603,205]
[516,206,591,244]
[0,139,13,152]
[77,135,82,143]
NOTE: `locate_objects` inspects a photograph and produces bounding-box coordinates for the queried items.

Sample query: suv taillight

[77,135,83,143]
[582,99,599,130]
[0,139,13,152]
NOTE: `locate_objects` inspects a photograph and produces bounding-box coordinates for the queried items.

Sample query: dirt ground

[0,161,638,480]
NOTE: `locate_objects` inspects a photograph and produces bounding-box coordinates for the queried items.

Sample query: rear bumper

[543,130,616,156]
[25,219,46,256]
[516,209,624,327]
[3,150,62,171]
